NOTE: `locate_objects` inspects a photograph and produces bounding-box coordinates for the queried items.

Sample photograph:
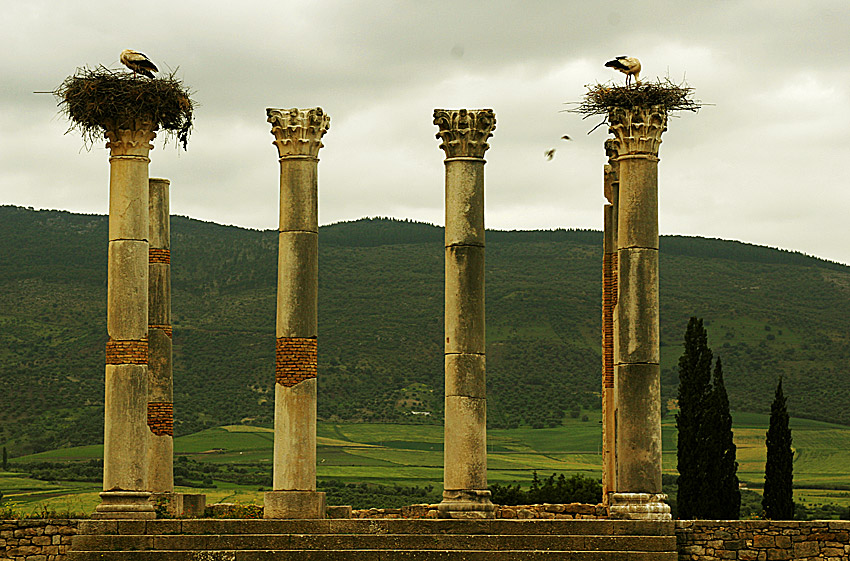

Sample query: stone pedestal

[607,105,670,520]
[96,121,157,520]
[434,109,497,519]
[147,177,174,494]
[264,107,329,519]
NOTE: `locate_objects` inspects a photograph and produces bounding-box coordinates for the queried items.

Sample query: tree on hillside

[676,317,740,519]
[705,357,740,518]
[676,317,714,519]
[763,379,794,519]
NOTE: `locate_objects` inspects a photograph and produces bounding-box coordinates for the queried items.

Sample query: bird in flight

[120,49,158,79]
[604,56,641,86]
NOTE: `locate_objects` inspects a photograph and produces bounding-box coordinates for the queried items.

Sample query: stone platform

[69,518,676,560]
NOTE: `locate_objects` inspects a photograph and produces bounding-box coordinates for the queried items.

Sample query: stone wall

[0,520,78,561]
[675,520,850,561]
[350,503,607,519]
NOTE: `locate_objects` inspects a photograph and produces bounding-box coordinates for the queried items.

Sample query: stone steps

[69,519,677,561]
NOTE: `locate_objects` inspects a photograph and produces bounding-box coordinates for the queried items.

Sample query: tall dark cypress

[708,357,740,518]
[763,379,794,519]
[676,317,713,519]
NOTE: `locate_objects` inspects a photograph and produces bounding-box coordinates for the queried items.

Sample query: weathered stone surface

[276,231,318,338]
[148,178,170,249]
[615,364,662,494]
[278,159,319,233]
[272,378,317,491]
[264,490,326,519]
[444,245,485,354]
[616,248,659,365]
[444,353,485,398]
[616,157,659,250]
[107,240,149,340]
[103,364,149,492]
[444,159,485,247]
[443,395,487,492]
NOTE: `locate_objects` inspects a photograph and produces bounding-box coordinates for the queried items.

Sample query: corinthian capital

[267,107,330,159]
[104,120,157,158]
[607,106,667,158]
[433,109,496,159]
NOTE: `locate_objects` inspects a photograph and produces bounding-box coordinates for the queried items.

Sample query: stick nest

[571,78,701,117]
[53,66,196,150]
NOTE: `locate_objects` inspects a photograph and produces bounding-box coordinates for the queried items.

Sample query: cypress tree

[707,357,740,518]
[676,317,713,519]
[763,379,794,519]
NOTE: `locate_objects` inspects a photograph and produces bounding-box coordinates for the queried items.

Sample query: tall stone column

[607,106,671,520]
[264,107,329,519]
[147,177,174,494]
[434,108,497,519]
[94,120,157,519]
[601,140,619,506]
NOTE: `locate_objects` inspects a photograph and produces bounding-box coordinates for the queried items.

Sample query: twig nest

[53,65,195,150]
[572,78,701,117]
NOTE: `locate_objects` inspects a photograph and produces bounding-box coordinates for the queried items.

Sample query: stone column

[147,177,174,494]
[264,107,329,519]
[607,106,671,520]
[434,108,497,519]
[601,140,619,506]
[94,120,157,519]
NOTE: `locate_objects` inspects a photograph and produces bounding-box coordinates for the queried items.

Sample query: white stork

[120,49,158,79]
[604,56,641,86]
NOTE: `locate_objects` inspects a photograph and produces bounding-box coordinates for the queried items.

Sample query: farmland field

[3,412,850,516]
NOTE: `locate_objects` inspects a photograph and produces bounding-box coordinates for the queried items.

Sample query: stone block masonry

[275,337,317,387]
[0,519,78,560]
[147,248,170,264]
[675,520,850,561]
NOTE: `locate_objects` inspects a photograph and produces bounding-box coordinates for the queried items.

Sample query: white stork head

[120,49,158,79]
[604,56,641,87]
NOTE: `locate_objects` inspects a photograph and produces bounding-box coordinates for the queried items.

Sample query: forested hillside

[1,205,848,455]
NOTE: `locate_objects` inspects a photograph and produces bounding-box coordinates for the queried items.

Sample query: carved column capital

[607,106,667,159]
[104,121,157,158]
[267,107,330,159]
[433,109,496,159]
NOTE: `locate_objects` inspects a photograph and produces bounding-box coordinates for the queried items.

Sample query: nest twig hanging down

[53,65,196,149]
[570,78,701,118]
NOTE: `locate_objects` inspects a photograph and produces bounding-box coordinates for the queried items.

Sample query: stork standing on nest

[120,49,158,79]
[605,56,641,87]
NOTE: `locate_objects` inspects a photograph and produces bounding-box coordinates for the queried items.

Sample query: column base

[92,491,156,519]
[264,490,326,519]
[438,489,496,519]
[608,492,672,520]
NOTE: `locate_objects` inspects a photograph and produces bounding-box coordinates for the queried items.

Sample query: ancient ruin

[264,107,331,519]
[434,108,498,519]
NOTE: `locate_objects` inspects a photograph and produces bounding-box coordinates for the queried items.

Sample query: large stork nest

[53,66,195,149]
[571,78,701,117]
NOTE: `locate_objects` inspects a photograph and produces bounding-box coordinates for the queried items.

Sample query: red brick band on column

[147,402,174,436]
[149,248,171,264]
[149,324,173,338]
[602,252,614,389]
[105,338,148,365]
[276,337,317,387]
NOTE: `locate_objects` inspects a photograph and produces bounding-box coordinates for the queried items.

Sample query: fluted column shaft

[147,177,174,493]
[264,107,329,519]
[434,109,496,519]
[607,106,671,520]
[95,121,157,519]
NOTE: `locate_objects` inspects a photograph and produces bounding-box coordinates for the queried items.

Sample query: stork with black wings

[120,49,158,79]
[605,56,641,87]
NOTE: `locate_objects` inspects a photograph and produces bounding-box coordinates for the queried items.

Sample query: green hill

[1,205,848,456]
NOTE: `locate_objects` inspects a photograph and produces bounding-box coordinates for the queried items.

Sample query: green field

[3,413,850,516]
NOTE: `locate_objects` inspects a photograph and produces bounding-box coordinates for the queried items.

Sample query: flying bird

[545,148,556,161]
[120,49,158,79]
[561,135,571,141]
[604,56,641,86]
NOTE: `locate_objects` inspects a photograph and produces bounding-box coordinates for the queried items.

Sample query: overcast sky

[2,1,849,265]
